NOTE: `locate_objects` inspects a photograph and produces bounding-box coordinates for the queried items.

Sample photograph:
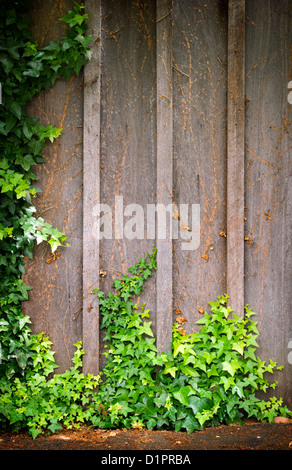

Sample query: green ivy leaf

[222,359,241,376]
[232,340,245,355]
[137,321,153,337]
[180,364,199,378]
[181,413,200,433]
[163,363,178,378]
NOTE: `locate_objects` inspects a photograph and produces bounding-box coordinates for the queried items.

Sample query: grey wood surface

[245,0,292,403]
[82,0,102,375]
[22,0,291,404]
[227,0,245,317]
[172,0,228,331]
[23,0,83,372]
[156,0,173,352]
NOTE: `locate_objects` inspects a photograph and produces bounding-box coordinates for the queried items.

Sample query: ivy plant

[0,1,291,440]
[90,248,291,432]
[0,1,93,378]
[0,246,291,438]
[0,335,101,439]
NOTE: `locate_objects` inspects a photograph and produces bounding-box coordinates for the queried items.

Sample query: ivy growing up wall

[0,1,93,378]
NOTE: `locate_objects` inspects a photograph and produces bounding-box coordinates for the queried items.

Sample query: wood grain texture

[21,0,291,403]
[99,0,157,366]
[82,0,101,375]
[226,0,245,317]
[172,0,228,331]
[23,0,83,372]
[156,0,173,352]
[245,0,292,405]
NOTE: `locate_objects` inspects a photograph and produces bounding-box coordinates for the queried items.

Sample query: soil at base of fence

[0,419,291,451]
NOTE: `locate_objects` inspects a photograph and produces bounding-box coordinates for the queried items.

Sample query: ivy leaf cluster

[0,247,291,438]
[0,336,101,439]
[0,1,93,378]
[90,248,291,432]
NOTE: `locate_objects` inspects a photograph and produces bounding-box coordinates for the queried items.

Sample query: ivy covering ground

[0,1,291,439]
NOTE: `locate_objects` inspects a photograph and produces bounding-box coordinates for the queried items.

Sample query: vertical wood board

[82,0,101,375]
[156,0,173,352]
[245,0,292,404]
[22,0,83,372]
[99,0,157,367]
[172,0,228,331]
[226,0,245,317]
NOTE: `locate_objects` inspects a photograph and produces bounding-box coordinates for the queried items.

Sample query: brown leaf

[202,253,209,262]
[244,235,253,245]
[177,327,186,336]
[198,306,204,314]
[176,315,187,325]
[265,209,272,221]
[274,416,292,424]
[219,231,226,238]
[99,269,107,277]
[46,252,57,264]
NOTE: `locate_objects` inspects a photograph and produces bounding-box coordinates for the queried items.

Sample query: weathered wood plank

[156,0,173,352]
[245,0,292,405]
[172,0,228,331]
[23,0,84,372]
[99,0,157,365]
[82,0,101,375]
[227,0,245,316]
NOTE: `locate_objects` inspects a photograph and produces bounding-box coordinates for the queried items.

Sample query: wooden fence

[23,0,291,405]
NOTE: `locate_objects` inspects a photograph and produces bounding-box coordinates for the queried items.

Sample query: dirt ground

[0,419,291,452]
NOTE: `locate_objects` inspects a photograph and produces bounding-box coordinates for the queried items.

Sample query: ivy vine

[0,1,291,440]
[0,1,93,378]
[0,246,291,438]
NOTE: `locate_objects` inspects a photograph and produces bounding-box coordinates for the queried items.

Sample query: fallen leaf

[274,416,292,424]
[219,231,226,238]
[99,269,107,277]
[176,315,187,325]
[202,253,209,262]
[198,307,204,314]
